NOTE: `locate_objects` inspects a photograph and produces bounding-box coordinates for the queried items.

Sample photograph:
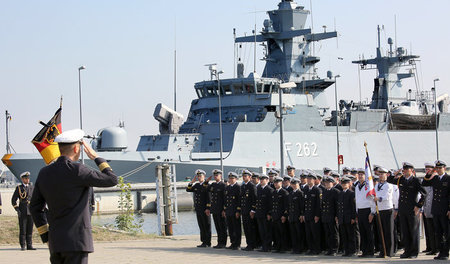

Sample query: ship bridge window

[206,86,217,96]
[263,84,272,93]
[256,83,263,93]
[196,88,206,98]
[234,84,244,94]
[223,85,232,95]
[401,101,411,106]
[245,84,254,93]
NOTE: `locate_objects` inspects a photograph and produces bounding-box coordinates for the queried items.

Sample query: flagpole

[364,141,387,258]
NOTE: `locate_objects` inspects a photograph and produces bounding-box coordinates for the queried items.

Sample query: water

[91,211,218,236]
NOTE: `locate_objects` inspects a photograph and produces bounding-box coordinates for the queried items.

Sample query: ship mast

[5,110,11,154]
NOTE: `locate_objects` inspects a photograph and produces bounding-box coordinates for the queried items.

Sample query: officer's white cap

[55,129,85,143]
[20,171,30,178]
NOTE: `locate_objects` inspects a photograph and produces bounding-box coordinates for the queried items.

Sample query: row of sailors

[186,160,449,260]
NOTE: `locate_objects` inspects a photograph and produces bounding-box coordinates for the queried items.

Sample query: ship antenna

[253,15,257,73]
[310,0,315,56]
[394,15,398,51]
[233,28,236,78]
[174,18,177,111]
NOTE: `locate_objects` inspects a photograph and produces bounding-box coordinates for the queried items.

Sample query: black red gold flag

[31,107,62,164]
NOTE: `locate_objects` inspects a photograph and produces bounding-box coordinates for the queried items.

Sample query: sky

[1,0,449,154]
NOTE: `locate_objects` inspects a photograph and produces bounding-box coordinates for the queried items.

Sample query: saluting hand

[82,141,99,160]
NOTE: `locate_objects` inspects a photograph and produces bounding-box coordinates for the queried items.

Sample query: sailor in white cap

[206,169,226,248]
[12,171,35,250]
[422,160,450,260]
[187,169,211,247]
[29,128,118,263]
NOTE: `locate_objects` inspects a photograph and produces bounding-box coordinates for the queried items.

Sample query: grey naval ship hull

[5,123,450,184]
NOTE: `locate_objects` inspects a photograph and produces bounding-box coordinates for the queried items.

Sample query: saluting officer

[224,172,241,250]
[322,176,340,256]
[253,174,274,252]
[422,160,450,260]
[355,168,376,258]
[288,178,305,254]
[387,162,426,258]
[240,169,257,251]
[206,169,227,249]
[271,176,289,253]
[373,167,395,257]
[30,129,118,263]
[304,173,322,255]
[187,169,211,248]
[337,177,357,257]
[12,171,35,250]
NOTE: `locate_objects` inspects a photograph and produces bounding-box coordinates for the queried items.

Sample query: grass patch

[0,216,157,245]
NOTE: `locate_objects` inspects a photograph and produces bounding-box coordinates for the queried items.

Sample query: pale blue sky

[1,0,449,153]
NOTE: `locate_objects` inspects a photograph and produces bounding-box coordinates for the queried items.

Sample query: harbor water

[91,211,217,236]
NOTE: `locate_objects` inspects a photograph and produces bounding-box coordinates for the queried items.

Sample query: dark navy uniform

[186,180,211,247]
[288,188,305,253]
[224,183,241,249]
[207,180,227,247]
[271,187,289,252]
[422,171,450,259]
[322,187,340,255]
[255,184,274,252]
[12,182,34,249]
[240,180,257,250]
[303,185,322,254]
[337,187,357,256]
[387,172,426,258]
[30,156,117,262]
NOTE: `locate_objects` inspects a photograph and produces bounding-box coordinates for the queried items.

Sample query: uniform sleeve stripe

[98,162,111,171]
[13,205,18,208]
[37,224,49,235]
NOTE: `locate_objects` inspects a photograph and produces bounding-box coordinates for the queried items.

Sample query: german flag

[31,107,62,164]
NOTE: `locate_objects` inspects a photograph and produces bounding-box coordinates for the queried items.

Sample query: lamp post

[328,71,341,173]
[278,82,297,175]
[206,64,224,173]
[78,66,86,164]
[433,78,440,160]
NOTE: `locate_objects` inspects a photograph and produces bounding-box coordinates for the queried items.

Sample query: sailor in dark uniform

[387,162,426,258]
[331,171,343,191]
[323,167,332,176]
[30,129,118,264]
[299,170,308,191]
[271,176,289,253]
[342,167,351,176]
[422,163,438,255]
[250,172,262,248]
[282,175,293,193]
[267,169,277,189]
[240,169,257,251]
[304,174,322,255]
[224,172,241,250]
[322,176,340,256]
[206,169,227,248]
[422,160,450,260]
[286,166,296,178]
[12,171,35,250]
[187,169,211,248]
[254,174,274,252]
[288,178,305,254]
[337,177,357,257]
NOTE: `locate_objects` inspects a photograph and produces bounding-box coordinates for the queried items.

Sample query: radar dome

[93,126,127,152]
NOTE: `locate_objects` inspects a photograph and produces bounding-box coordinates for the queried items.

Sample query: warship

[3,0,450,183]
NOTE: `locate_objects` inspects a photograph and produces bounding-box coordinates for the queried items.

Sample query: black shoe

[27,247,36,250]
[426,251,439,255]
[409,255,417,259]
[422,249,431,253]
[258,249,270,252]
[399,254,410,259]
[242,246,253,251]
[306,250,315,255]
[213,244,225,249]
[376,254,385,258]
[231,246,239,250]
[21,247,26,251]
[343,253,356,257]
[197,244,209,248]
[434,255,449,260]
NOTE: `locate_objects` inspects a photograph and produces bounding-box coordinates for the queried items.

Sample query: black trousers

[305,219,321,253]
[50,251,88,264]
[226,214,241,247]
[433,214,449,257]
[256,217,272,251]
[340,222,356,255]
[196,211,211,245]
[394,212,401,252]
[272,219,288,251]
[399,211,420,256]
[212,213,227,246]
[18,214,33,247]
[377,209,394,256]
[357,208,374,255]
[323,221,339,253]
[242,213,256,248]
[424,217,438,252]
[290,220,306,253]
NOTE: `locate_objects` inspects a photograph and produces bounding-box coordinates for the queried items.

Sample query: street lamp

[78,65,86,164]
[278,82,297,175]
[206,64,224,173]
[432,78,440,160]
[328,71,341,173]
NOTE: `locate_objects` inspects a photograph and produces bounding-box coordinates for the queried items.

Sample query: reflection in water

[92,211,218,236]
